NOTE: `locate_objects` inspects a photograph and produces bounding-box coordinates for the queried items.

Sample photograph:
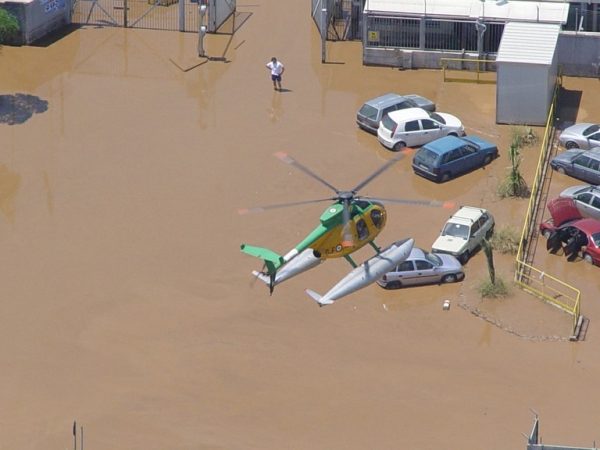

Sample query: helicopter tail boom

[240,244,286,274]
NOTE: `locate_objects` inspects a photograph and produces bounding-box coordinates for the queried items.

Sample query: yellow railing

[440,58,496,84]
[514,69,582,337]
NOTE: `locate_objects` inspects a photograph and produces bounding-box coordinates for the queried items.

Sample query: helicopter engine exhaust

[304,238,414,306]
[252,248,324,288]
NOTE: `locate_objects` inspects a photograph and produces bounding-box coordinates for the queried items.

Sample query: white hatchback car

[431,206,495,265]
[377,107,465,152]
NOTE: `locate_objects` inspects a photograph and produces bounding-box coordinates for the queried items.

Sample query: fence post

[179,0,185,31]
[321,7,327,63]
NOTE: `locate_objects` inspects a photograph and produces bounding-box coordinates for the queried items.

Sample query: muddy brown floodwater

[1,0,600,449]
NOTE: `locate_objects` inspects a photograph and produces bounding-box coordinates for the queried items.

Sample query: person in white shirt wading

[266,57,285,91]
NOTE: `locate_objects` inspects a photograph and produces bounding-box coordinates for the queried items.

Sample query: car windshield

[415,147,439,165]
[423,250,442,266]
[429,112,445,124]
[358,104,378,120]
[591,231,600,247]
[441,222,469,239]
[584,124,600,136]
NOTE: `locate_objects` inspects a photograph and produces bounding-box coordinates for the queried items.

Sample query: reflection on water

[0,94,48,125]
[266,91,284,123]
[0,165,21,225]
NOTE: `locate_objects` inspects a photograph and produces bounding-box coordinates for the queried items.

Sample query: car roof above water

[419,135,465,153]
[448,206,489,224]
[363,93,406,108]
[386,107,430,122]
[585,147,600,159]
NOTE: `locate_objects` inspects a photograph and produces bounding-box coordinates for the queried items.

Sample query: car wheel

[393,141,406,152]
[486,226,494,239]
[385,280,402,290]
[565,141,579,150]
[583,253,595,265]
[483,154,493,165]
[459,250,470,265]
[442,274,457,283]
[440,172,451,183]
[448,132,458,137]
[556,166,566,174]
[541,229,552,239]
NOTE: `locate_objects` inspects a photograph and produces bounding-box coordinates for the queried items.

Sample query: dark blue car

[412,135,498,183]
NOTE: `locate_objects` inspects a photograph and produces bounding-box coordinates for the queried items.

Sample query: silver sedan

[377,247,464,289]
[558,123,600,150]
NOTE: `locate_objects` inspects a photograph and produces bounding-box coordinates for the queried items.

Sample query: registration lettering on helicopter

[324,244,343,255]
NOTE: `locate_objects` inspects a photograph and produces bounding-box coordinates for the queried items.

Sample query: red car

[540,197,600,266]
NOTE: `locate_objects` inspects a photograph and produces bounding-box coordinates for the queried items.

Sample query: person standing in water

[266,57,285,91]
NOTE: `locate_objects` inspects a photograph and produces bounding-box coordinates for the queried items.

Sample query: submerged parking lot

[1,1,600,448]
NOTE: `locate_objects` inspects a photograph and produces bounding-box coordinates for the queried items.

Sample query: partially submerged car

[550,147,600,185]
[539,197,600,265]
[559,184,600,221]
[356,93,436,134]
[377,108,464,151]
[412,135,498,183]
[557,123,600,150]
[377,247,464,289]
[431,206,494,265]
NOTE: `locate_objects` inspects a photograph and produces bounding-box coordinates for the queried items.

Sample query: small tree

[477,238,511,298]
[498,130,529,198]
[0,8,19,45]
[482,238,495,284]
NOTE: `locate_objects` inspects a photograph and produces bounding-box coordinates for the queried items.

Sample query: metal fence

[71,0,200,31]
[514,72,583,340]
[364,15,504,53]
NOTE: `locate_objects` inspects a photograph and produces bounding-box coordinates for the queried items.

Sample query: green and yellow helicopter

[239,151,454,306]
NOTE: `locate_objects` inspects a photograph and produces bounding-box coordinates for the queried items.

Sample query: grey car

[559,185,600,221]
[356,93,436,134]
[377,247,464,289]
[550,147,600,185]
[558,123,600,150]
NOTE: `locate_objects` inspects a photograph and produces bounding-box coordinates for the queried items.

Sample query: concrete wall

[363,48,496,71]
[557,31,600,78]
[1,0,71,45]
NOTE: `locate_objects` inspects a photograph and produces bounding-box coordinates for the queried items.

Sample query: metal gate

[71,0,234,32]
[311,0,361,41]
[207,0,235,32]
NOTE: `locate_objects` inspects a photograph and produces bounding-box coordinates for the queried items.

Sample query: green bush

[0,8,19,44]
[477,275,511,298]
[489,224,520,254]
[510,125,539,147]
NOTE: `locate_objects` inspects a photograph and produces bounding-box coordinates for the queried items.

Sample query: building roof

[363,0,569,24]
[496,21,561,64]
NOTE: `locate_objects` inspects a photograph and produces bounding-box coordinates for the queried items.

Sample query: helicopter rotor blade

[361,197,456,209]
[238,197,335,215]
[351,153,404,194]
[274,151,340,194]
[340,199,354,248]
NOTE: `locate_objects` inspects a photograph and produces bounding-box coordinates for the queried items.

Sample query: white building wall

[496,63,551,125]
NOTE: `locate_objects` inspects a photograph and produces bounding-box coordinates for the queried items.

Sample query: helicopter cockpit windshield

[356,219,369,241]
